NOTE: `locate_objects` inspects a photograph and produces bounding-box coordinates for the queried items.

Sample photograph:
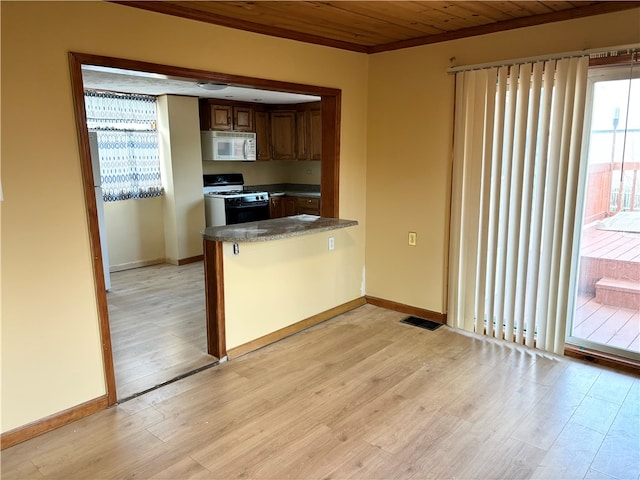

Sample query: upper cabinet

[209,104,232,130]
[308,108,322,161]
[254,109,271,161]
[270,111,297,161]
[233,106,254,131]
[199,100,254,132]
[199,99,321,161]
[296,106,321,161]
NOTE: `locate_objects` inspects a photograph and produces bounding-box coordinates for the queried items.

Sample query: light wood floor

[3,305,638,479]
[108,262,216,400]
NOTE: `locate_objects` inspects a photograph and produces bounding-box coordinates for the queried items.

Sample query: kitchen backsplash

[202,160,321,185]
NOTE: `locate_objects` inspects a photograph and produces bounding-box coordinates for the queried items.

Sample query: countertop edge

[202,216,358,243]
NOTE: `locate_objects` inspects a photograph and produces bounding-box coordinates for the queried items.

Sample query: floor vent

[401,316,443,331]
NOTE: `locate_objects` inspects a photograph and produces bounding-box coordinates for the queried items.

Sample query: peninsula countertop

[202,215,358,243]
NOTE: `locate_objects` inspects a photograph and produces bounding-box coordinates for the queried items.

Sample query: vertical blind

[448,56,589,354]
[84,90,163,202]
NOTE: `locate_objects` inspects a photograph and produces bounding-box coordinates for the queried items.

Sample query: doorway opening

[69,52,342,404]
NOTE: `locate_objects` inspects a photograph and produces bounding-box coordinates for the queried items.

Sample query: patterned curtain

[84,90,163,201]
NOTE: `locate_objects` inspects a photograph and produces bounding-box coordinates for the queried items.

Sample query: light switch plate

[408,232,417,246]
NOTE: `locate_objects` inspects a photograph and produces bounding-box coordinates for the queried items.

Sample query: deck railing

[584,161,640,223]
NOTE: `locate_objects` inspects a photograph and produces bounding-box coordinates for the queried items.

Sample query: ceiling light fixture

[196,82,228,91]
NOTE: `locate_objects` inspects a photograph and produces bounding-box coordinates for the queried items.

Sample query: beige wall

[2,0,637,437]
[104,198,165,271]
[0,1,368,433]
[158,95,205,263]
[202,159,321,185]
[106,96,204,271]
[365,9,640,314]
[224,227,362,350]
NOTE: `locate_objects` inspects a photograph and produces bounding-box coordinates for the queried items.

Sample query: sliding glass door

[569,62,640,360]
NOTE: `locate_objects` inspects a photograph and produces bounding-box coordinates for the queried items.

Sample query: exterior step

[579,256,640,295]
[595,277,640,309]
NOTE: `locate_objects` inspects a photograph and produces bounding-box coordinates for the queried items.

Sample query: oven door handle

[227,202,269,209]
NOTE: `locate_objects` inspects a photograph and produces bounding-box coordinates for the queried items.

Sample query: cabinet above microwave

[199,100,254,132]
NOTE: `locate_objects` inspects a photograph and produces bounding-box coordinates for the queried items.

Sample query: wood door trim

[71,52,342,97]
[68,52,118,406]
[321,93,340,218]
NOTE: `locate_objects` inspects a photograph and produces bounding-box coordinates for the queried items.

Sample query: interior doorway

[108,262,213,400]
[82,87,216,401]
[69,52,342,404]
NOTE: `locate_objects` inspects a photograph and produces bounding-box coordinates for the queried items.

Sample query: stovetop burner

[203,174,268,198]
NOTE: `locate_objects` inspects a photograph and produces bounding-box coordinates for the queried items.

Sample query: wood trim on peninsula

[204,240,226,359]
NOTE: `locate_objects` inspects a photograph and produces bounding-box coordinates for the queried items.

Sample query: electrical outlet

[328,236,335,251]
[408,232,417,246]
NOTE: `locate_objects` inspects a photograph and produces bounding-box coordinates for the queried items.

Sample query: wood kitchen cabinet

[296,196,321,215]
[254,109,271,161]
[295,105,321,161]
[199,100,254,132]
[308,108,322,161]
[283,196,297,216]
[233,106,253,131]
[296,110,309,161]
[269,195,284,218]
[279,195,321,216]
[198,100,320,162]
[270,111,297,160]
[202,103,232,130]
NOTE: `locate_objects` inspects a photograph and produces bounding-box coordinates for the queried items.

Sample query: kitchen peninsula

[202,215,356,243]
[202,215,362,361]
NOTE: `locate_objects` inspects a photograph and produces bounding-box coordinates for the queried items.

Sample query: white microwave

[201,130,257,161]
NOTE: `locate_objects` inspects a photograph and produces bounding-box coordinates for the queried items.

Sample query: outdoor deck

[574,219,640,354]
[574,294,639,352]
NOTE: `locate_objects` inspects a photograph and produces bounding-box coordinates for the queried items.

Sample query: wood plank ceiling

[114,1,640,53]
